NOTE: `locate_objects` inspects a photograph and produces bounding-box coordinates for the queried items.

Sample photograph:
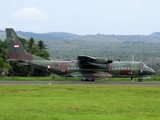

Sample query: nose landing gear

[131,77,143,82]
[138,78,143,82]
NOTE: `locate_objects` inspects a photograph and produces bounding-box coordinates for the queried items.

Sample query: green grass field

[0,84,160,120]
[0,75,160,82]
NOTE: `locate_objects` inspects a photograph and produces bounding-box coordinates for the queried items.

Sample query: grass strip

[0,85,160,120]
[0,75,159,82]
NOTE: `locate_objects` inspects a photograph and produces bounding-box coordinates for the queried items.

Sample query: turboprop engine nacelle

[93,58,113,64]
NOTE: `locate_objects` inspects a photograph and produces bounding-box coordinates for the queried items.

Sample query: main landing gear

[81,79,95,82]
[131,77,143,82]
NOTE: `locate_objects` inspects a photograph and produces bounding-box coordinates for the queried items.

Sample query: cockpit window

[143,64,148,68]
[138,63,148,69]
[139,63,144,68]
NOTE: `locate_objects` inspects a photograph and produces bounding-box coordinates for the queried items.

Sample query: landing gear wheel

[81,79,85,82]
[81,79,89,82]
[91,79,95,82]
[89,79,95,82]
[81,79,95,82]
[138,78,142,82]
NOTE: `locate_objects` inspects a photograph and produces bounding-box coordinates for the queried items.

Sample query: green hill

[0,30,79,40]
[1,30,160,72]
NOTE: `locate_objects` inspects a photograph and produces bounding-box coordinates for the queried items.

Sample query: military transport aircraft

[6,28,156,82]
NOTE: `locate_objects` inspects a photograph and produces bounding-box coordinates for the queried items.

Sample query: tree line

[1,35,160,76]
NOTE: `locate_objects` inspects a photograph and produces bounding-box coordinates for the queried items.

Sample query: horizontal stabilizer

[6,59,29,65]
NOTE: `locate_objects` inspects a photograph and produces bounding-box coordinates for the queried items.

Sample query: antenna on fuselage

[132,55,134,61]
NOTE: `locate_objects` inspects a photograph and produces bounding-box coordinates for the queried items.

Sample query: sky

[1,0,160,35]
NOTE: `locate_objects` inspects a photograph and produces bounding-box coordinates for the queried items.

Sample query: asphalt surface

[0,81,160,85]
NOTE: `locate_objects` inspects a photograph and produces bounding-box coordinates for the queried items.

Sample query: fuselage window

[68,67,80,70]
[113,67,130,70]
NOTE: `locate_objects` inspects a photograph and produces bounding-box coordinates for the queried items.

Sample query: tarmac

[0,81,160,86]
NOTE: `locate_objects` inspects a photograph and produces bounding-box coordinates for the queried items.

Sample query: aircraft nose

[149,68,156,75]
[153,71,156,75]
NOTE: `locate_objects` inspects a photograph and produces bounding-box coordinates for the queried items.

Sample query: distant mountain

[0,30,79,40]
[151,32,160,37]
[0,29,160,43]
[16,31,79,40]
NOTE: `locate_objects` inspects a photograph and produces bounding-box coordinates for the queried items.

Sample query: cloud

[11,7,48,22]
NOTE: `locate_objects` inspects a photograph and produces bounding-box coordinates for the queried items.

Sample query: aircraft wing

[77,55,97,68]
[77,55,112,68]
[77,55,96,62]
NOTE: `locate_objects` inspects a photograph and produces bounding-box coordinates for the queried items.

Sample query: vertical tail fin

[6,28,32,61]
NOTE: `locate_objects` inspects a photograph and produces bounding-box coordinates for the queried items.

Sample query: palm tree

[27,37,35,53]
[37,40,47,50]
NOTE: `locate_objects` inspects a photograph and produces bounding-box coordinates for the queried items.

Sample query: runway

[0,81,160,86]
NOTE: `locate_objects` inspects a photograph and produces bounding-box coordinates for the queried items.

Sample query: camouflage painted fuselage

[29,58,155,80]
